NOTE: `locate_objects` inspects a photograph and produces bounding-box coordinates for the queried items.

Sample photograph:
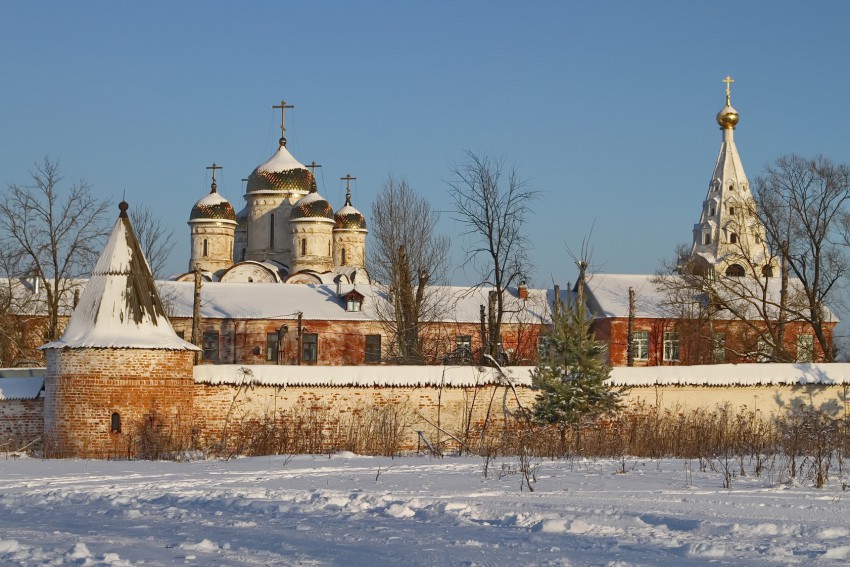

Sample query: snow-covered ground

[0,454,848,566]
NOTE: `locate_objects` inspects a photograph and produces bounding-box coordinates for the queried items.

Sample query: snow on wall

[609,363,850,386]
[193,364,537,388]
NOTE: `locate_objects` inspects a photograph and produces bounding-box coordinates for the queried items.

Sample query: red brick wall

[0,398,43,449]
[593,316,837,366]
[44,348,195,458]
[172,318,544,366]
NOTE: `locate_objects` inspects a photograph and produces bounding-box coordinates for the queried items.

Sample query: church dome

[246,140,316,194]
[334,193,367,230]
[190,181,237,222]
[291,188,334,221]
[716,104,739,130]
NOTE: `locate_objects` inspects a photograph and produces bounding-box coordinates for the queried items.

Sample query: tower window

[328,241,331,255]
[729,206,736,215]
[111,412,121,434]
[341,248,346,265]
[729,184,734,191]
[710,206,716,216]
[301,238,306,256]
[203,239,209,257]
[725,264,745,277]
[762,265,774,277]
[704,234,711,245]
[269,214,275,248]
[730,233,738,244]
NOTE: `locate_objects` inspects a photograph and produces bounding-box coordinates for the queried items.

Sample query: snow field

[0,454,848,565]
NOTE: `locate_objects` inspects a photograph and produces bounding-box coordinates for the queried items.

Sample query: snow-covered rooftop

[257,144,306,173]
[0,377,43,400]
[42,206,199,351]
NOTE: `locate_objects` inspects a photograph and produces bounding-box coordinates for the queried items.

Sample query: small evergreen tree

[532,297,622,426]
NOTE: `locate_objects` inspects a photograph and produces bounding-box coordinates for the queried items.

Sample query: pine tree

[532,298,622,426]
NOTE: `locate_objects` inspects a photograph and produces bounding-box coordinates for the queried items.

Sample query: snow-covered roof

[608,363,850,387]
[257,144,306,173]
[158,281,563,324]
[586,273,838,322]
[0,377,43,400]
[194,364,536,388]
[42,205,199,351]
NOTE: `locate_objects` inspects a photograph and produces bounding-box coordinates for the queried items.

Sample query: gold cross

[341,174,356,192]
[722,75,734,103]
[272,99,295,142]
[206,162,222,192]
[307,161,322,174]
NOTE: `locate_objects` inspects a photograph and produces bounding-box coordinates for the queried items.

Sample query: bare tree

[754,155,850,362]
[130,202,177,278]
[654,155,848,363]
[0,158,111,340]
[370,176,450,363]
[449,151,538,364]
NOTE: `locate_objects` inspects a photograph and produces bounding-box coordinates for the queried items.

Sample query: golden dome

[291,188,334,221]
[716,104,739,130]
[334,192,367,230]
[246,141,316,194]
[190,181,237,222]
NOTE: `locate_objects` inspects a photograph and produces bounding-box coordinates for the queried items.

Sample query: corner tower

[42,202,199,458]
[688,76,777,277]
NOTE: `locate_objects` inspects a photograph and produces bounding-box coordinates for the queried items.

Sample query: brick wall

[44,348,194,458]
[0,398,43,449]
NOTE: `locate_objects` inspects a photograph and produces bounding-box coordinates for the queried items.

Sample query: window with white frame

[631,330,649,361]
[663,332,680,362]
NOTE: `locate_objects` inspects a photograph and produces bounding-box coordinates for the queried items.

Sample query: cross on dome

[341,174,356,204]
[272,99,294,146]
[723,75,734,105]
[206,162,222,192]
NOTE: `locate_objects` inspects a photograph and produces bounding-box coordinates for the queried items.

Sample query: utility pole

[191,267,202,364]
[626,287,635,366]
[297,312,303,366]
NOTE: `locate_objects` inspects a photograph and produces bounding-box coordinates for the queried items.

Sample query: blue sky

[1,1,849,289]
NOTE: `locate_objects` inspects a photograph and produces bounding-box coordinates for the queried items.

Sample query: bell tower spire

[688,77,776,277]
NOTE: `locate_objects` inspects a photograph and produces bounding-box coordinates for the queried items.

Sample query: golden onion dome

[246,140,315,194]
[716,104,739,130]
[190,181,237,222]
[291,187,334,221]
[334,191,367,230]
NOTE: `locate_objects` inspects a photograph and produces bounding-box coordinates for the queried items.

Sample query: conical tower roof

[42,202,199,350]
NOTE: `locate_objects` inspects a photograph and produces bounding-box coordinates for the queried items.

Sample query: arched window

[704,234,711,245]
[111,412,121,434]
[725,264,745,277]
[341,248,347,265]
[269,214,275,248]
[203,239,208,257]
[328,241,331,255]
[729,206,735,215]
[301,238,306,256]
[729,184,734,191]
[729,233,738,244]
[762,265,774,278]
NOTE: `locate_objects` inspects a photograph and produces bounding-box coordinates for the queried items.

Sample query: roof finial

[118,200,129,219]
[341,174,356,205]
[272,99,294,146]
[206,162,222,193]
[723,75,734,106]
